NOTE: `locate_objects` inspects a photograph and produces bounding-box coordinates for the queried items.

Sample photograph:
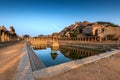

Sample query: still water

[33,46,104,67]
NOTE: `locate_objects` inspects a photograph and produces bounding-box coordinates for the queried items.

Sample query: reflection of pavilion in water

[33,44,59,60]
[50,46,59,60]
[32,44,59,50]
[51,52,58,60]
[32,44,104,60]
[32,44,47,50]
[59,46,104,60]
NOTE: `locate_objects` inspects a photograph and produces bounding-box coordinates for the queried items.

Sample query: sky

[0,0,120,36]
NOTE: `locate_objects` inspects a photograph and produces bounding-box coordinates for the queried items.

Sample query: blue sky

[0,0,120,36]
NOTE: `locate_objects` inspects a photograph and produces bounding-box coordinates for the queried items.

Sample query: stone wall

[33,49,120,79]
[27,45,46,71]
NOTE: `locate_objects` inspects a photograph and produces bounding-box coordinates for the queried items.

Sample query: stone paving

[33,49,120,80]
[27,45,45,71]
[1,42,120,80]
[16,44,34,80]
[47,51,120,80]
[0,42,24,80]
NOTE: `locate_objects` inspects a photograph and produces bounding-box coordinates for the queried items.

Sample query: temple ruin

[0,25,18,42]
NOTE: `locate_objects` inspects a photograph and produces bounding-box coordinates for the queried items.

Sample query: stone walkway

[16,44,35,80]
[41,51,120,80]
[0,42,24,80]
[27,45,45,71]
[1,42,120,80]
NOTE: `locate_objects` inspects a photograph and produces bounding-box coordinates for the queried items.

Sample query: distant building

[0,25,18,42]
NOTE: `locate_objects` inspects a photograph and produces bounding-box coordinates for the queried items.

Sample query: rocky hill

[58,21,120,40]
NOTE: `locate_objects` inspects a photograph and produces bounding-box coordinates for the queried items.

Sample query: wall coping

[33,49,120,79]
[16,44,35,80]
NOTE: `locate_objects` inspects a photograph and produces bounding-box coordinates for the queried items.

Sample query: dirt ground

[42,52,120,80]
[0,42,24,80]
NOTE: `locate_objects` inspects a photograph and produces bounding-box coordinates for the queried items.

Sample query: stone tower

[1,25,7,31]
[9,26,15,33]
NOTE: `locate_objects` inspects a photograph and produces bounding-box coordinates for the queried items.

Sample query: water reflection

[51,46,59,51]
[50,46,59,60]
[51,52,58,60]
[32,45,47,50]
[33,45,104,67]
[59,46,104,60]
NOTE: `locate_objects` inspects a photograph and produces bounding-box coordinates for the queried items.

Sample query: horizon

[0,0,120,36]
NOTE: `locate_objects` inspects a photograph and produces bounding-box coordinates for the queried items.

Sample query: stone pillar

[91,37,93,42]
[8,33,10,41]
[94,37,96,41]
[84,37,86,42]
[7,33,10,41]
[0,30,1,42]
[93,37,95,42]
[1,32,5,42]
[4,33,7,42]
[78,38,80,41]
[0,36,1,43]
[82,38,83,42]
[99,37,102,42]
[86,37,88,41]
[11,35,13,41]
[105,36,108,41]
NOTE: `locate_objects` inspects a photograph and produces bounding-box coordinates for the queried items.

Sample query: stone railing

[58,36,99,42]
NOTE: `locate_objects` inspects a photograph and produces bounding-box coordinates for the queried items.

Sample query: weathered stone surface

[16,44,34,80]
[27,45,46,71]
[33,49,120,79]
[0,42,24,80]
[0,25,18,42]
